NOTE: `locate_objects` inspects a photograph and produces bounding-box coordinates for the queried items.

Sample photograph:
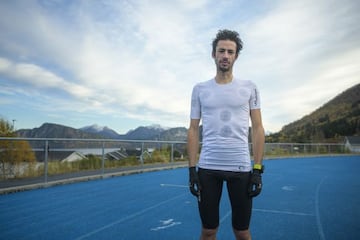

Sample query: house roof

[62,152,86,162]
[35,151,76,162]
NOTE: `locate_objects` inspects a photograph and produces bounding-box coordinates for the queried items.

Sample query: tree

[0,118,36,179]
[0,119,15,137]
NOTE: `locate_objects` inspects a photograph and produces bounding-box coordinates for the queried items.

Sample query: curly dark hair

[212,29,243,56]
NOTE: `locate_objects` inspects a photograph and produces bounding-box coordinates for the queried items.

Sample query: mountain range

[15,83,359,143]
[16,123,188,141]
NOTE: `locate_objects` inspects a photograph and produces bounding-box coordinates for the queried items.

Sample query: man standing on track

[187,29,265,240]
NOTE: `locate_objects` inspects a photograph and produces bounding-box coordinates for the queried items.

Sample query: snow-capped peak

[81,124,105,132]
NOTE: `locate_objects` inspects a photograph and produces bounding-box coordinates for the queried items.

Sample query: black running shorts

[198,168,252,231]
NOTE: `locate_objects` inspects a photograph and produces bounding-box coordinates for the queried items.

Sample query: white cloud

[235,0,360,131]
[0,57,94,98]
[0,0,359,133]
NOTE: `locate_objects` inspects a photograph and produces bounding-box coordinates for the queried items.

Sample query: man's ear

[212,51,215,59]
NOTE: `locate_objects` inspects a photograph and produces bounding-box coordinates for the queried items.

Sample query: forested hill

[266,83,360,143]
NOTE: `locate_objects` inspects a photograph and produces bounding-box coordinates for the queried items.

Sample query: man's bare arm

[250,109,265,165]
[187,119,200,167]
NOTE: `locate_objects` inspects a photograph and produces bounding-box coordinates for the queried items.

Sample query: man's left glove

[189,167,201,201]
[248,168,263,198]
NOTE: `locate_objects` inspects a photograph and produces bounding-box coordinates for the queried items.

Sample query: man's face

[213,40,238,72]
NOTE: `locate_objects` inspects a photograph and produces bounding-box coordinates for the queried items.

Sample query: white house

[61,152,87,162]
[344,136,360,153]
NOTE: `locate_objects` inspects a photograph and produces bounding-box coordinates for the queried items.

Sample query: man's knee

[201,227,218,240]
[233,229,251,240]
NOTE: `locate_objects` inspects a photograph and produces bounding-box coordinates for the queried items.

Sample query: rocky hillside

[267,83,360,143]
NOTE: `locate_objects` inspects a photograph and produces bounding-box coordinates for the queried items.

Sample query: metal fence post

[101,141,105,176]
[171,143,174,163]
[44,140,49,184]
[140,142,144,167]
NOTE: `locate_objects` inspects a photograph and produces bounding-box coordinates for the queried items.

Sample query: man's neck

[215,71,233,84]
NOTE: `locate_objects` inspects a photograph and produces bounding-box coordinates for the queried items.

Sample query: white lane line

[220,208,314,224]
[220,210,232,223]
[253,208,314,216]
[315,176,327,240]
[160,183,188,188]
[74,193,187,240]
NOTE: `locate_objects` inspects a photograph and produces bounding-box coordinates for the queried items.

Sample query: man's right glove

[248,165,264,198]
[189,167,201,201]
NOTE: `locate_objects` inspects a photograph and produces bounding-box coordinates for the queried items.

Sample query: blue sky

[0,0,359,134]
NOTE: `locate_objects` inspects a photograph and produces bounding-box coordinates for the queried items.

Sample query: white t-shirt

[190,78,261,172]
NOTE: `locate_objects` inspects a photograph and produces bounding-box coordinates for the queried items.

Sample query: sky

[0,0,359,134]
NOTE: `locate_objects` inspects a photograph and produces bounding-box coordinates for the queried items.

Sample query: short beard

[218,65,230,72]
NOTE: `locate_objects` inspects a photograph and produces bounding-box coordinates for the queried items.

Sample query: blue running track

[0,155,359,239]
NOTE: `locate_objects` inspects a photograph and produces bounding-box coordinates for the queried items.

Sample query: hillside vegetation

[266,84,360,143]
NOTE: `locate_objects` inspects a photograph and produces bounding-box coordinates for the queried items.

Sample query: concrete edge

[0,163,188,195]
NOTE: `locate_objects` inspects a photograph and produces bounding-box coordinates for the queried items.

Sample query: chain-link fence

[0,137,356,192]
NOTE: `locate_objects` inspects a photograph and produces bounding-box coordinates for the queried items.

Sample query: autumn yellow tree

[0,118,36,179]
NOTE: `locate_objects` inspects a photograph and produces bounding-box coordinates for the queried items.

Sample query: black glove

[248,169,262,198]
[189,167,201,200]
